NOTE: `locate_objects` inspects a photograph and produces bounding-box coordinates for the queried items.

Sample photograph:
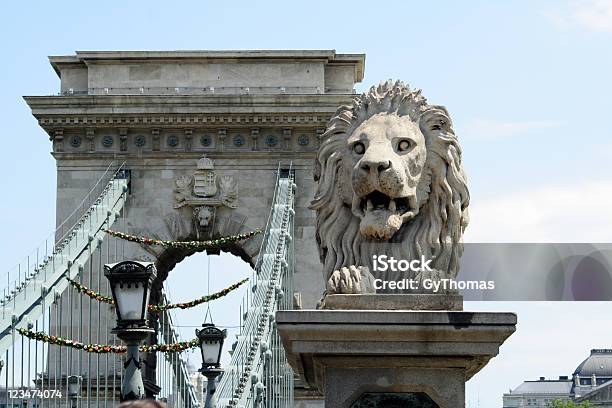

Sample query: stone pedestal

[277,297,516,408]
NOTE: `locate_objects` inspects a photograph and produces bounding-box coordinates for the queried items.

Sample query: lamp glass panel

[67,377,79,396]
[114,282,145,320]
[200,341,221,365]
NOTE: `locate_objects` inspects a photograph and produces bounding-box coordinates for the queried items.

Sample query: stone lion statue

[310,80,469,294]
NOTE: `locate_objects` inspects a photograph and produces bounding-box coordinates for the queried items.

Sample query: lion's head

[194,205,214,227]
[311,80,469,283]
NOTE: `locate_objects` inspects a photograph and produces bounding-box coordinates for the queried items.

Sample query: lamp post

[196,323,227,408]
[104,260,157,401]
[67,375,82,408]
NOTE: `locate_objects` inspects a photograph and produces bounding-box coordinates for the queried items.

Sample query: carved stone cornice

[35,113,331,131]
[24,94,349,138]
[29,99,334,155]
[24,94,353,110]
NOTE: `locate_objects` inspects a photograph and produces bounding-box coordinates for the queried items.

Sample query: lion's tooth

[389,199,396,212]
[366,200,373,211]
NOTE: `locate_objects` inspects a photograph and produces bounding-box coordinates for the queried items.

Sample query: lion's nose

[360,159,391,175]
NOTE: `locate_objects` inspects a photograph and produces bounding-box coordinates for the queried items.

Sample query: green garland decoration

[149,278,249,312]
[16,328,201,354]
[66,277,114,304]
[65,276,249,312]
[103,229,261,249]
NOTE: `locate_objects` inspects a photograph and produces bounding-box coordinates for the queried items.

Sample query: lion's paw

[326,265,377,294]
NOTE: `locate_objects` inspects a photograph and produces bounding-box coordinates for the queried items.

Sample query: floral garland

[140,339,201,353]
[16,328,201,354]
[65,277,248,311]
[149,278,249,312]
[103,229,261,249]
[66,277,114,304]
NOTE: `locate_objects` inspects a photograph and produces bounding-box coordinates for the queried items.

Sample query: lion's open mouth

[354,190,416,219]
[351,190,417,240]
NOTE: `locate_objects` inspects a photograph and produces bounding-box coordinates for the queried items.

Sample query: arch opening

[144,245,255,388]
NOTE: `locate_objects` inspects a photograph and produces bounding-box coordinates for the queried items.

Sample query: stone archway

[120,165,266,386]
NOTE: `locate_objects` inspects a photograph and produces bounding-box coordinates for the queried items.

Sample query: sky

[1,0,612,406]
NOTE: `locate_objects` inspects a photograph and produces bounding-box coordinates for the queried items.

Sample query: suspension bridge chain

[0,163,199,407]
[217,168,295,408]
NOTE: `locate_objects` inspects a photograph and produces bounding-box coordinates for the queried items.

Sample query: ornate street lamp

[196,323,227,408]
[67,375,82,408]
[104,261,156,401]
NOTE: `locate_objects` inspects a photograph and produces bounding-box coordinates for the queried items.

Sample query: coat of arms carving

[173,156,238,234]
[193,157,218,197]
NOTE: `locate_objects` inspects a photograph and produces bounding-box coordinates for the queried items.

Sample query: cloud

[461,119,562,140]
[547,0,612,33]
[465,180,612,242]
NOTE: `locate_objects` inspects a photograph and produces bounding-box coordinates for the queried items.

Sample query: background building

[503,376,572,407]
[504,349,612,407]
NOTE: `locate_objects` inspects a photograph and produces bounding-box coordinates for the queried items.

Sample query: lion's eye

[398,140,412,152]
[353,142,365,155]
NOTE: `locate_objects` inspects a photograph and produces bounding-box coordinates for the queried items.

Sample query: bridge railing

[217,167,295,408]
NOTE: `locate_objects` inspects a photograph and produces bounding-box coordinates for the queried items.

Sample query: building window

[527,398,537,406]
[580,378,592,385]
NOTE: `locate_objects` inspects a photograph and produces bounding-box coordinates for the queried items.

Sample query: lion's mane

[310,80,470,283]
